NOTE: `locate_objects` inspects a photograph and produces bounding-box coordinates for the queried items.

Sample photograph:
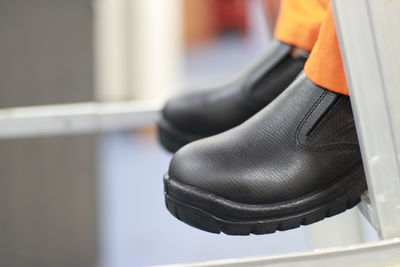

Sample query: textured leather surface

[169,73,362,204]
[162,40,307,136]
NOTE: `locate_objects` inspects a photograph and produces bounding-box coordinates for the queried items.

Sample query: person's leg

[304,2,348,95]
[274,0,329,51]
[158,0,329,153]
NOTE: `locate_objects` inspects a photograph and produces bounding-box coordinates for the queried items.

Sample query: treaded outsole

[165,193,362,235]
[164,167,367,236]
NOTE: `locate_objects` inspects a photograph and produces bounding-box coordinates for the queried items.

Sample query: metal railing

[0,100,162,139]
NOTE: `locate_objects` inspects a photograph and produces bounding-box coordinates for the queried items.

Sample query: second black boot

[164,73,367,235]
[158,40,308,152]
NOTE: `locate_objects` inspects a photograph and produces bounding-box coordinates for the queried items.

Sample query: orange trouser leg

[304,2,349,95]
[274,0,329,51]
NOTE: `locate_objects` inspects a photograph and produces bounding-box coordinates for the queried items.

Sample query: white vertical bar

[126,0,183,100]
[94,0,129,101]
[333,0,400,239]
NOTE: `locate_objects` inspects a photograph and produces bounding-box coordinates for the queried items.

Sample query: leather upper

[168,73,362,204]
[162,40,307,136]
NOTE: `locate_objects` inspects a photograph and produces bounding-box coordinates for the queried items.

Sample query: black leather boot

[158,40,307,152]
[164,73,367,235]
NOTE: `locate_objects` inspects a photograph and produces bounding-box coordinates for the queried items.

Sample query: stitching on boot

[295,90,358,152]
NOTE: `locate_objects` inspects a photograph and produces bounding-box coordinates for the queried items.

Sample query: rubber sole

[157,119,204,153]
[164,164,367,235]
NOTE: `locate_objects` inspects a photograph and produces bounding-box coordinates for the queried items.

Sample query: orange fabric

[304,3,349,95]
[274,0,329,51]
[274,0,349,95]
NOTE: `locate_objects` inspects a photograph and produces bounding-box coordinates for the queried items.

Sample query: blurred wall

[264,0,281,30]
[0,1,97,266]
[184,0,250,48]
[184,0,217,47]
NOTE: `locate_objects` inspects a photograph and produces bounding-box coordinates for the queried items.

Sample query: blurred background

[0,0,377,266]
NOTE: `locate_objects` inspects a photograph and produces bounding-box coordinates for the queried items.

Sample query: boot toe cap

[167,135,276,204]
